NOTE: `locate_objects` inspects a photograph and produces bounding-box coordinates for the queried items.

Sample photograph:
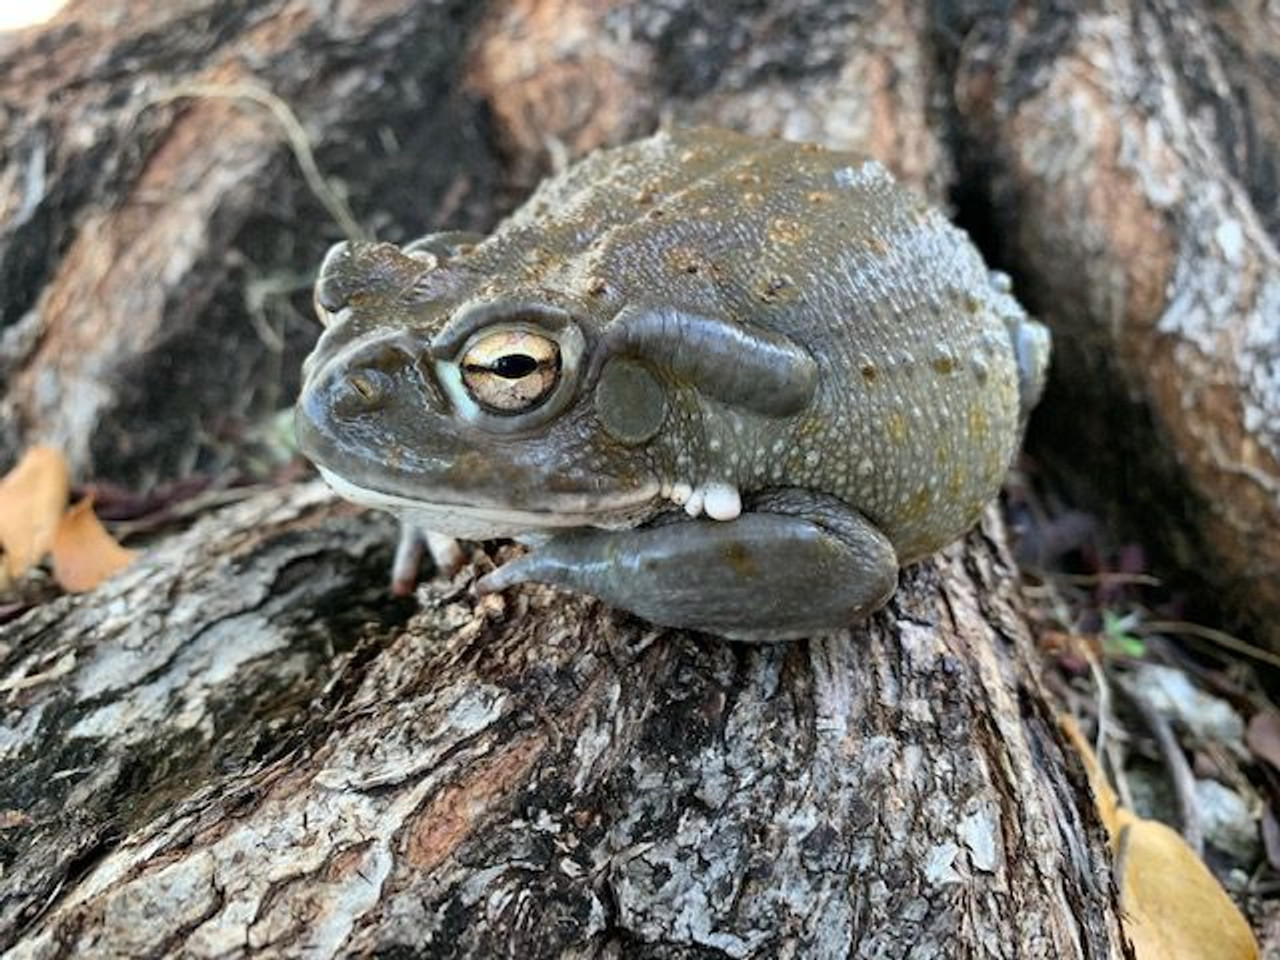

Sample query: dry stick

[1085,646,1114,775]
[1083,644,1140,811]
[137,81,369,243]
[1138,619,1280,673]
[1045,571,1164,588]
[1113,823,1133,900]
[1121,678,1204,857]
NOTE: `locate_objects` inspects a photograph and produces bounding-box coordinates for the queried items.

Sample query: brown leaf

[51,496,137,593]
[1071,721,1122,836]
[1061,716,1259,960]
[0,447,71,581]
[1246,710,1280,772]
[1119,815,1259,960]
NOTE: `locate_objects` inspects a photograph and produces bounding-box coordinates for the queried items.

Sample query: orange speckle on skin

[667,247,704,275]
[985,447,1007,480]
[768,218,806,245]
[860,234,890,256]
[721,540,757,578]
[903,486,931,521]
[757,273,798,304]
[967,405,989,438]
[886,412,908,443]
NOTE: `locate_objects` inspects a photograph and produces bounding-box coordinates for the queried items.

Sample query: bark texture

[2,0,1272,955]
[0,0,502,484]
[0,487,1122,958]
[940,2,1280,647]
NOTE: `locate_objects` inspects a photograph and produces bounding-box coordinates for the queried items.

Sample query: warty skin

[296,127,1050,640]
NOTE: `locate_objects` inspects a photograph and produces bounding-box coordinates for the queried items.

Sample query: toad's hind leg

[477,489,899,642]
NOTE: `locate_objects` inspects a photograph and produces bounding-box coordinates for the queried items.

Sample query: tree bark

[940,2,1280,649]
[4,0,1271,955]
[0,486,1123,958]
[0,0,503,484]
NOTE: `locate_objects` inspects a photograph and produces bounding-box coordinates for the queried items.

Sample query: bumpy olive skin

[296,128,1050,640]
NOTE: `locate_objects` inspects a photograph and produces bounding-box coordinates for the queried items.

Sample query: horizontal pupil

[489,354,539,379]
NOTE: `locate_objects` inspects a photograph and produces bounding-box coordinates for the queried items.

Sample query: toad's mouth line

[315,466,662,538]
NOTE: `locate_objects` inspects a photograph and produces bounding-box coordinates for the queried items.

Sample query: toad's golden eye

[460,330,562,413]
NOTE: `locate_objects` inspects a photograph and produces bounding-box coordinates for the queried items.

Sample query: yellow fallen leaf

[51,495,137,593]
[1062,716,1259,960]
[0,447,70,581]
[1119,815,1259,960]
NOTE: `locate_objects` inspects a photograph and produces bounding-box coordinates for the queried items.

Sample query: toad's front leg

[477,490,899,642]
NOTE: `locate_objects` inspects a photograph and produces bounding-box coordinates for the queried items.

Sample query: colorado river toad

[295,128,1049,640]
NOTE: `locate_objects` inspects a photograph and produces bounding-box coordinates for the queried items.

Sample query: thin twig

[1084,645,1113,771]
[1137,620,1280,672]
[1121,677,1204,856]
[138,81,368,243]
[1043,571,1163,588]
[1105,739,1136,813]
[1086,644,1137,810]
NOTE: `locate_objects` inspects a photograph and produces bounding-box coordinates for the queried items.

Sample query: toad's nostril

[314,242,353,315]
[334,368,391,415]
[307,333,426,419]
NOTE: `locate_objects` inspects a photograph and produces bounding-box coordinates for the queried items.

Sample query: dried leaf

[1119,815,1259,960]
[1062,716,1259,960]
[0,447,71,581]
[1065,715,1122,836]
[51,496,137,593]
[1246,710,1280,772]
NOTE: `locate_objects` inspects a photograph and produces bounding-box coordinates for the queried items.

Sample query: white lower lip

[315,466,659,538]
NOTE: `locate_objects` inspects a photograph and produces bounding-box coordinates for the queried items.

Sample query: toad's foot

[391,523,465,595]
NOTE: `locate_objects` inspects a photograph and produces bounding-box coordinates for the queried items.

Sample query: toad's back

[462,128,1035,560]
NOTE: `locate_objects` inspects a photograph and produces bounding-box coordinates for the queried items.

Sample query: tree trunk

[0,485,1123,958]
[939,1,1280,651]
[4,0,1271,955]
